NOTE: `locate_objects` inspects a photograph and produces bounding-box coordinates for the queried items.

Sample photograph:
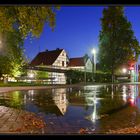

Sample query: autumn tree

[0,6,59,82]
[0,6,59,38]
[98,6,140,82]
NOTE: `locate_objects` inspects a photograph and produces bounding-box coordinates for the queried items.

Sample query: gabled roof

[30,49,63,66]
[68,57,85,67]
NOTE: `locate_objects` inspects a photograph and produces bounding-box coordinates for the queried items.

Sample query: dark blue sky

[24,6,140,63]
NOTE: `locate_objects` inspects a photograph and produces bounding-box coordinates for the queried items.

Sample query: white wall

[85,59,93,72]
[53,50,68,68]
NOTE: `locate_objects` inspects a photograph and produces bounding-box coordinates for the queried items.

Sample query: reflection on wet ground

[0,84,140,134]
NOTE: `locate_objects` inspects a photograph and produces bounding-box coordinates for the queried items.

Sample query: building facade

[68,57,92,72]
[29,48,69,84]
[29,48,93,84]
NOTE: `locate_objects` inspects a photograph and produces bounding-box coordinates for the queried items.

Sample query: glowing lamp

[122,68,127,73]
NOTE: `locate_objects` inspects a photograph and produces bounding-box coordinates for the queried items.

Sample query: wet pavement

[0,105,81,134]
[0,106,46,134]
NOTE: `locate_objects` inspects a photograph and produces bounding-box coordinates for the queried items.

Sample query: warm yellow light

[29,73,34,78]
[122,68,127,73]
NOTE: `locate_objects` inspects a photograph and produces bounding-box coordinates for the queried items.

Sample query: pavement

[0,106,46,134]
[0,82,140,94]
[0,84,85,93]
[0,105,83,134]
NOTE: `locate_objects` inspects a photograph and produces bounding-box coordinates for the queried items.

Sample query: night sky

[24,6,140,63]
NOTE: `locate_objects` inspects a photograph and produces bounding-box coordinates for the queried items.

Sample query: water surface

[0,84,139,134]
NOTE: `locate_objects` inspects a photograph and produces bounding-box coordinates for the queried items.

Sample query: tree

[0,31,27,83]
[0,6,59,38]
[0,6,60,82]
[98,6,140,82]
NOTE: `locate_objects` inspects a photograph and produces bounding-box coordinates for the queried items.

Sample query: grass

[0,82,48,87]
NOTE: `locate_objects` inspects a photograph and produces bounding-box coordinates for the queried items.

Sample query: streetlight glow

[92,49,96,55]
[122,68,127,74]
[91,48,96,82]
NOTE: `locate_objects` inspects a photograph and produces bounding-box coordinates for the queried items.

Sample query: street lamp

[122,68,127,74]
[91,48,96,82]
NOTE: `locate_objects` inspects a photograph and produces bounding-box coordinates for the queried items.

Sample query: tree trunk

[111,66,114,83]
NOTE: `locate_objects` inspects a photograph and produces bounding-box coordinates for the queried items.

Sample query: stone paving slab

[0,105,83,135]
[0,106,46,134]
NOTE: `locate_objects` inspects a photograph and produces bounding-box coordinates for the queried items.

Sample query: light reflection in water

[1,84,140,133]
[111,84,114,99]
[84,86,99,123]
[52,88,68,115]
[91,94,98,123]
[121,85,139,107]
[24,94,26,104]
[122,85,127,102]
[28,90,35,101]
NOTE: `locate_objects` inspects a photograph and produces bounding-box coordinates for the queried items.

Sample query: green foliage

[94,73,112,83]
[0,55,12,76]
[0,31,27,78]
[66,70,87,84]
[65,70,112,84]
[0,6,59,38]
[98,6,140,80]
[35,71,49,79]
[6,31,26,77]
[0,6,59,79]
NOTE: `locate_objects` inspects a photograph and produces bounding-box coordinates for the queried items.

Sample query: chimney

[46,49,48,52]
[56,48,60,50]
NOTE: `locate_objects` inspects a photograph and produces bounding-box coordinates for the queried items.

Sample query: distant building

[68,56,92,72]
[30,48,69,84]
[29,48,93,84]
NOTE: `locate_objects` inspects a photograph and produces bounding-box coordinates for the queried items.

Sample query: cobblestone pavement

[0,106,46,134]
[0,106,82,135]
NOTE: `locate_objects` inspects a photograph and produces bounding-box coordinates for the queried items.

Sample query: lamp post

[92,49,96,82]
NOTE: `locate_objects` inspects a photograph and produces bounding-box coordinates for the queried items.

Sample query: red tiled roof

[68,57,85,67]
[30,49,63,66]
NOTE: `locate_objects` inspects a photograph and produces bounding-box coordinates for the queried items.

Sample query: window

[62,61,65,66]
[62,95,64,100]
[62,52,65,56]
[66,61,69,66]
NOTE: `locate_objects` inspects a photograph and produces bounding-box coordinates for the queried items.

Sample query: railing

[26,66,68,73]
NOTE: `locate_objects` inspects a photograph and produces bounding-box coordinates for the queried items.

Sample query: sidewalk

[0,82,140,94]
[0,106,46,134]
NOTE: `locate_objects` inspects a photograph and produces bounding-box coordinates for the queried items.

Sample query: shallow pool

[0,84,140,134]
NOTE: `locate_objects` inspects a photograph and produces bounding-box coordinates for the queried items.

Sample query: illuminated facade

[30,48,69,84]
[29,48,93,84]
